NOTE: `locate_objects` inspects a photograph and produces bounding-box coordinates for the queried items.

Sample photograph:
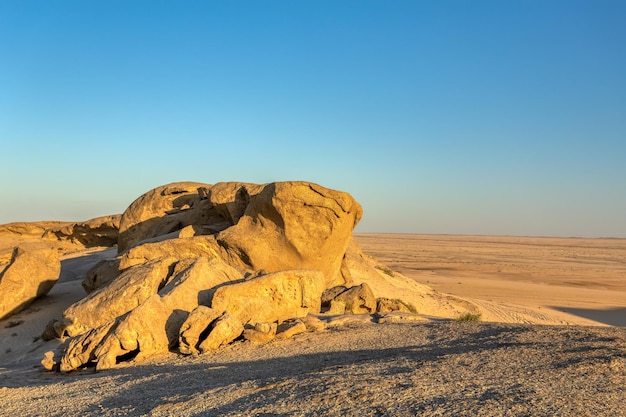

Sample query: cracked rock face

[54,181,371,371]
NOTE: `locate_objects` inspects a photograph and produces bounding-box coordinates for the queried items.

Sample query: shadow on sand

[550,306,626,326]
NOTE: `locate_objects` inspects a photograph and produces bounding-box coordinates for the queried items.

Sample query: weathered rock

[333,283,377,314]
[299,314,327,332]
[0,221,67,239]
[198,312,243,352]
[82,258,121,294]
[211,269,326,325]
[179,306,222,355]
[242,322,278,344]
[275,319,307,339]
[60,320,116,372]
[59,258,243,370]
[215,182,362,287]
[53,181,372,371]
[58,257,177,337]
[43,215,120,247]
[321,286,348,310]
[117,182,217,253]
[93,295,173,370]
[41,351,58,371]
[208,182,264,225]
[0,247,61,320]
[376,297,415,313]
[328,299,347,315]
[119,236,222,270]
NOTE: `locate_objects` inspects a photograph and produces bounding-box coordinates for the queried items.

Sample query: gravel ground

[2,321,625,416]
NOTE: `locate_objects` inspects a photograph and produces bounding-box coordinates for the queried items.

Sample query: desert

[0,181,624,416]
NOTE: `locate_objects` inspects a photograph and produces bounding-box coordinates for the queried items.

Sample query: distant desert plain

[0,187,624,416]
[355,233,626,327]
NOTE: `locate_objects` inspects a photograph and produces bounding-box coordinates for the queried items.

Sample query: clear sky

[1,1,625,237]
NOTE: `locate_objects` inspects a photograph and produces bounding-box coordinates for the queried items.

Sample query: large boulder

[215,182,362,287]
[0,247,61,320]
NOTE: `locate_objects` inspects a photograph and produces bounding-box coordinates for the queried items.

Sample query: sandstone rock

[44,215,120,247]
[59,257,177,337]
[60,320,116,372]
[211,269,326,325]
[242,322,278,344]
[299,314,327,332]
[198,312,243,352]
[215,182,362,287]
[54,181,370,372]
[0,247,61,320]
[93,295,173,370]
[376,297,415,313]
[82,258,121,294]
[275,319,307,339]
[59,258,243,370]
[117,182,217,253]
[0,216,120,249]
[328,299,347,315]
[321,286,348,310]
[41,351,58,371]
[208,182,264,225]
[0,221,67,239]
[179,306,222,355]
[333,283,377,314]
[118,236,222,270]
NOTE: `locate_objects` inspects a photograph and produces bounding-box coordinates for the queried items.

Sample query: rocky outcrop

[0,216,120,248]
[52,180,431,372]
[0,247,61,320]
[44,215,120,247]
[117,182,362,288]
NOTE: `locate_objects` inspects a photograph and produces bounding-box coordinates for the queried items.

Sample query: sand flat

[355,233,626,326]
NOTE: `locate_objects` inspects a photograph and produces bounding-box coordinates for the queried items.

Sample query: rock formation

[46,180,436,372]
[0,247,61,320]
[0,215,120,248]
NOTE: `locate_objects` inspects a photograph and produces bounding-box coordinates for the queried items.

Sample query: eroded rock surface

[0,247,61,320]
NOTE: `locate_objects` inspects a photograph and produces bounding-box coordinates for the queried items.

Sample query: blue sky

[1,1,625,237]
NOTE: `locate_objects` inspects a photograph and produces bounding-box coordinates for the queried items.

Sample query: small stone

[275,320,307,339]
[41,351,58,371]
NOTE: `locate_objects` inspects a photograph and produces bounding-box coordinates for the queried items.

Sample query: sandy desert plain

[0,232,625,416]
